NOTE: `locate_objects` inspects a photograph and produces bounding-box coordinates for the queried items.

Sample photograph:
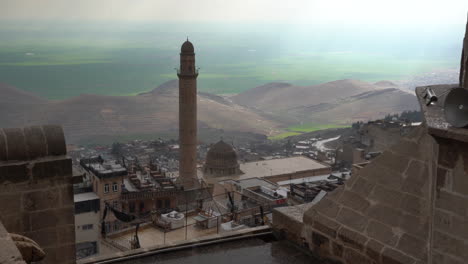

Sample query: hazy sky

[1,0,467,25]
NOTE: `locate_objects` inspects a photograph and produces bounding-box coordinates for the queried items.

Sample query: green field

[268,123,349,140]
[268,132,303,140]
[0,22,462,99]
[287,123,349,133]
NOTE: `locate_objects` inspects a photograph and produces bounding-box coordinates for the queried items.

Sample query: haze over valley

[1,0,467,142]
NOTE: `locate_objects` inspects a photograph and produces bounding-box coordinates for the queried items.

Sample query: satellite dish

[444,88,468,128]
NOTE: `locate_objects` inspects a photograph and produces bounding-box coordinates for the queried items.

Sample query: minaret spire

[177,39,198,189]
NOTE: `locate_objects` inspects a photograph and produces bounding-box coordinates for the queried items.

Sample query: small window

[82,224,93,230]
[113,222,119,232]
[104,184,109,193]
[164,199,170,208]
[112,182,118,192]
[129,202,135,213]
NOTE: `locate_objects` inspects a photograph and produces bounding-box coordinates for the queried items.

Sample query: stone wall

[0,125,76,264]
[431,136,468,264]
[300,125,436,264]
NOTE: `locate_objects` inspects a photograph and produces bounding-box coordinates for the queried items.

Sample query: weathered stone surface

[0,193,22,216]
[23,228,57,248]
[23,189,60,211]
[396,234,427,260]
[350,177,375,197]
[0,164,29,184]
[433,231,468,260]
[436,167,448,190]
[31,208,74,231]
[398,213,428,240]
[3,128,28,161]
[337,227,368,251]
[366,220,399,246]
[437,138,458,168]
[312,231,330,256]
[0,129,7,161]
[336,207,368,232]
[400,194,425,215]
[339,190,370,214]
[381,247,416,264]
[367,204,401,227]
[402,161,429,197]
[57,225,75,244]
[32,158,72,180]
[59,185,74,207]
[365,239,383,263]
[23,126,47,160]
[432,250,465,264]
[332,242,344,258]
[312,197,341,218]
[343,247,372,264]
[369,185,402,208]
[451,156,468,195]
[42,125,66,156]
[435,190,468,217]
[373,151,410,174]
[312,213,341,238]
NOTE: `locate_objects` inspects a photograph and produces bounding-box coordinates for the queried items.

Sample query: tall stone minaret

[177,39,198,189]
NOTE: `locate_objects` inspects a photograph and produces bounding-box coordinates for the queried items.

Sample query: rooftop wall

[0,125,76,264]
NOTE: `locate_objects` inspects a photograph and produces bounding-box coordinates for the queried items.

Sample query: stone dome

[181,40,194,53]
[203,140,240,177]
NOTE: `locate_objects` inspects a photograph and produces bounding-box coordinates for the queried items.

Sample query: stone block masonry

[274,124,437,264]
[0,125,76,264]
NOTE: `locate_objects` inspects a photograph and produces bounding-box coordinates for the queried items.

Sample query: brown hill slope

[0,81,282,143]
[231,79,379,111]
[231,79,418,125]
[288,88,419,124]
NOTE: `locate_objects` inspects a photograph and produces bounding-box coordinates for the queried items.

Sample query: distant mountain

[231,79,419,124]
[0,81,282,143]
[373,80,398,88]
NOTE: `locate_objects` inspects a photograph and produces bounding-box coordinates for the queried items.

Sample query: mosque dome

[203,140,241,177]
[181,40,194,53]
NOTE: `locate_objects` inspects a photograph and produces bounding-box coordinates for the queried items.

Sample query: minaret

[177,39,198,189]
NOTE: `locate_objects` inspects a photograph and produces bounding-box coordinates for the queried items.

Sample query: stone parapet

[0,125,76,264]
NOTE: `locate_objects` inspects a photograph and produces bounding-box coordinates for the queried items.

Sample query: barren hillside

[0,81,282,143]
[231,79,418,124]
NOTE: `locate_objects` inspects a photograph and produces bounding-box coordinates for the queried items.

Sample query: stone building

[80,157,127,234]
[203,140,241,177]
[0,125,76,263]
[272,20,468,264]
[74,192,100,259]
[202,155,331,187]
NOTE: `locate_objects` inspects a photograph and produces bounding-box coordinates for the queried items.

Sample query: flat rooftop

[74,192,99,203]
[203,156,329,184]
